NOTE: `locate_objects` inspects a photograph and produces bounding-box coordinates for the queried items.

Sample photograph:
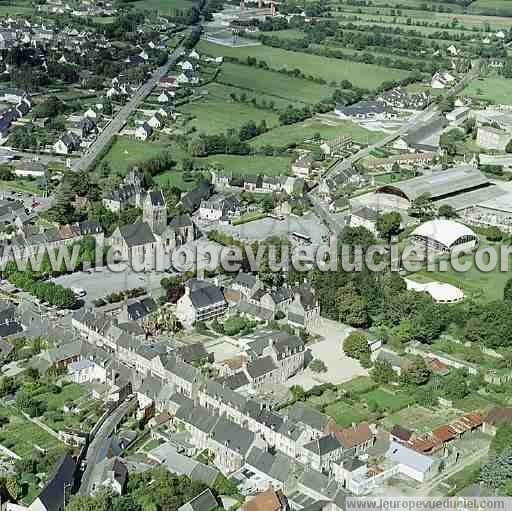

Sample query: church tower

[143,190,167,235]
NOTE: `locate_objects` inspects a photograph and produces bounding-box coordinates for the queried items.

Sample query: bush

[309,359,327,373]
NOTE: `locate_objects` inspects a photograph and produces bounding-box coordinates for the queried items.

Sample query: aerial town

[0,0,511,510]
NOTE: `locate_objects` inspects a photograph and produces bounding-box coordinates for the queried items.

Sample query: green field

[200,154,292,176]
[463,77,512,105]
[197,41,410,89]
[409,246,512,302]
[132,0,194,14]
[217,62,334,104]
[260,29,308,40]
[250,117,385,148]
[180,99,280,135]
[96,136,187,175]
[37,383,86,411]
[470,0,512,15]
[199,82,295,110]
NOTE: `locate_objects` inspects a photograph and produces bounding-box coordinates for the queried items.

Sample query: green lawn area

[132,0,194,14]
[250,117,385,148]
[197,41,410,89]
[0,403,63,458]
[153,171,206,191]
[180,99,280,135]
[408,246,512,302]
[217,62,334,104]
[444,461,482,496]
[260,29,307,40]
[96,136,187,175]
[455,393,497,413]
[0,178,41,194]
[463,77,512,105]
[383,405,461,435]
[199,154,292,176]
[199,82,294,110]
[339,376,376,395]
[37,383,86,411]
[470,0,512,14]
[324,400,373,427]
[362,388,414,413]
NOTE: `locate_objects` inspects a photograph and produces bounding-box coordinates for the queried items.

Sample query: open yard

[324,400,374,427]
[463,77,512,105]
[362,388,414,414]
[197,41,411,89]
[217,62,334,104]
[132,0,194,14]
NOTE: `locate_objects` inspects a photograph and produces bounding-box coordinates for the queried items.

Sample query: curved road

[78,398,135,495]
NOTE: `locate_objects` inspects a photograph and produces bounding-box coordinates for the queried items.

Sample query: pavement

[79,398,134,495]
[72,46,185,172]
[285,317,368,390]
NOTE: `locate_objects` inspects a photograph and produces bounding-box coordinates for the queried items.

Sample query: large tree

[343,331,370,361]
[400,355,431,386]
[371,359,396,384]
[376,212,401,241]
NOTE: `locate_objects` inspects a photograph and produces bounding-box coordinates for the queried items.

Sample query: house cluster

[39,0,116,17]
[0,89,32,141]
[377,87,430,111]
[211,171,304,197]
[391,412,483,456]
[227,272,321,331]
[335,100,397,121]
[0,219,104,259]
[72,301,377,508]
[431,70,456,89]
[134,105,176,141]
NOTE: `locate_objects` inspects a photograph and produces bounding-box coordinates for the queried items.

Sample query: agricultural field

[197,41,411,89]
[250,117,385,148]
[217,62,335,105]
[463,77,512,105]
[179,98,280,135]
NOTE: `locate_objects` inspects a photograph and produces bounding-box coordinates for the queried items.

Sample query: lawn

[463,77,512,106]
[197,41,411,89]
[362,388,414,413]
[199,154,292,176]
[339,376,377,395]
[470,0,512,15]
[37,383,86,411]
[260,29,307,40]
[455,393,497,413]
[153,171,206,191]
[250,118,385,148]
[324,400,373,427]
[408,245,512,302]
[217,62,334,105]
[0,403,63,458]
[96,136,187,175]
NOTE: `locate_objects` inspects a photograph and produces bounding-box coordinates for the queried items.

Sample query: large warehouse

[409,220,479,254]
[376,166,505,210]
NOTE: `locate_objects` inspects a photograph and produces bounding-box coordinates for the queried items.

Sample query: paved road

[79,399,135,495]
[72,46,185,172]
